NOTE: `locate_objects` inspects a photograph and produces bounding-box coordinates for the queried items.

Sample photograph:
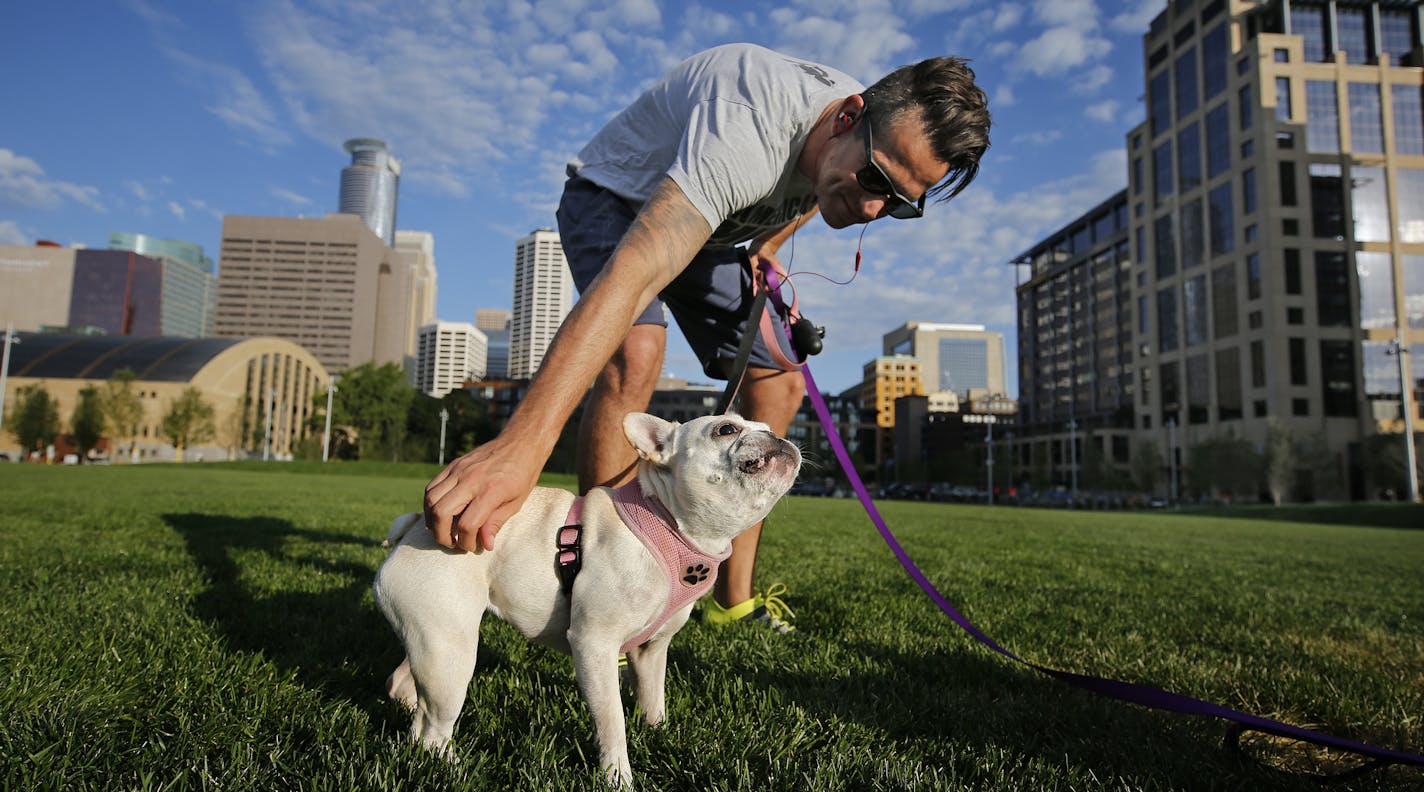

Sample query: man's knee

[600,327,665,395]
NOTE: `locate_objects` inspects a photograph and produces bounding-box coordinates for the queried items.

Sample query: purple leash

[757,266,1423,772]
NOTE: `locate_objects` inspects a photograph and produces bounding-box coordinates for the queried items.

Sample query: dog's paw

[681,563,711,586]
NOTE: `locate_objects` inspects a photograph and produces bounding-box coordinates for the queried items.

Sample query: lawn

[0,462,1420,791]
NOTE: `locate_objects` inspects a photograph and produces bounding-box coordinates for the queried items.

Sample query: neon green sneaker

[701,583,796,634]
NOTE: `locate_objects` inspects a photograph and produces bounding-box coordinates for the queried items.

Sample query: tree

[311,362,414,461]
[1263,418,1295,506]
[218,396,248,460]
[1361,431,1424,499]
[99,369,144,463]
[1131,439,1163,494]
[160,387,215,462]
[12,384,61,460]
[1185,432,1261,500]
[406,388,497,464]
[70,385,105,462]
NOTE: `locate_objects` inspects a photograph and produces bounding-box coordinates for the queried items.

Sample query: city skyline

[1,0,1167,395]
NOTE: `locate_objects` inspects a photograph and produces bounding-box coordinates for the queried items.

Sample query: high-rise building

[68,250,164,336]
[339,138,400,246]
[508,229,572,380]
[214,213,434,373]
[0,242,79,332]
[108,232,218,338]
[415,321,487,397]
[859,355,924,475]
[1011,191,1135,486]
[1013,0,1423,500]
[882,321,1008,400]
[475,308,512,380]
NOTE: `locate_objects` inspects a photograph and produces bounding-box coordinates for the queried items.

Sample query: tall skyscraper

[859,355,924,475]
[415,321,487,397]
[475,308,512,380]
[339,138,400,246]
[1012,0,1423,500]
[882,321,1007,400]
[508,229,572,380]
[215,213,432,373]
[108,232,218,338]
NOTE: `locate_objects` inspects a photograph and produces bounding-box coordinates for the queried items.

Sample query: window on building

[1160,360,1181,424]
[1408,255,1424,329]
[1154,214,1176,278]
[1175,47,1199,119]
[1284,218,1300,235]
[1187,354,1211,424]
[1362,340,1402,403]
[1178,122,1202,191]
[1381,9,1416,63]
[1289,337,1308,385]
[1242,168,1257,214]
[1292,398,1311,416]
[1138,294,1149,335]
[1184,275,1209,346]
[1351,165,1390,242]
[1248,253,1262,300]
[1238,84,1253,130]
[1398,169,1424,243]
[1305,81,1340,152]
[1158,287,1179,352]
[1206,103,1231,177]
[1348,82,1384,154]
[1320,340,1358,417]
[1316,251,1352,327]
[1393,85,1424,156]
[1336,6,1372,64]
[1140,365,1152,406]
[1216,347,1243,420]
[1251,340,1266,388]
[1279,160,1298,206]
[1212,263,1238,338]
[1357,251,1397,330]
[1275,77,1292,121]
[1244,223,1258,244]
[1150,69,1172,137]
[1284,249,1302,294]
[1309,163,1345,239]
[1288,306,1305,324]
[1154,141,1174,204]
[1209,182,1235,256]
[1241,138,1254,159]
[1202,24,1228,100]
[1181,198,1204,269]
[1291,4,1328,62]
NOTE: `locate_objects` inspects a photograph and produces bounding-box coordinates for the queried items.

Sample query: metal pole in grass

[322,377,338,463]
[1388,337,1420,502]
[0,323,17,443]
[263,387,274,462]
[985,416,994,506]
[438,407,449,466]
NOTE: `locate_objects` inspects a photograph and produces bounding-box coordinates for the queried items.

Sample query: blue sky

[1,0,1166,396]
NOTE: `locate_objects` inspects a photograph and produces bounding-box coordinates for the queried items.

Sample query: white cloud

[1086,99,1120,122]
[271,186,313,206]
[1018,26,1113,76]
[1010,129,1063,146]
[0,149,104,212]
[0,219,30,245]
[1036,0,1102,30]
[168,201,186,220]
[1075,64,1116,93]
[1110,0,1168,34]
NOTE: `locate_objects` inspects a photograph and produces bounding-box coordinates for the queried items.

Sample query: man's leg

[577,324,667,493]
[712,364,805,608]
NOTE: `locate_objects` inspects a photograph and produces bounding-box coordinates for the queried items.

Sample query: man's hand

[424,432,543,552]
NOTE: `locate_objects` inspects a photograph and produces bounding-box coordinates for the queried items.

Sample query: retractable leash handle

[758,268,1423,772]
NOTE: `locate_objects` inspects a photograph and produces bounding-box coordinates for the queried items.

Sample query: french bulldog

[373,412,801,786]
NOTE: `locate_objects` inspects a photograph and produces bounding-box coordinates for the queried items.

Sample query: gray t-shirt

[569,44,863,247]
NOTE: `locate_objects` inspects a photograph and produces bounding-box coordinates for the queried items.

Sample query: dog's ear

[623,413,677,465]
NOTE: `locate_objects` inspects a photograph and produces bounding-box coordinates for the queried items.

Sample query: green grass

[0,463,1420,791]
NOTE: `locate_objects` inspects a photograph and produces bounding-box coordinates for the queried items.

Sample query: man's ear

[623,413,678,465]
[833,94,867,135]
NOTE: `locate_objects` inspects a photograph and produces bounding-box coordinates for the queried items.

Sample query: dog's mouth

[735,443,799,476]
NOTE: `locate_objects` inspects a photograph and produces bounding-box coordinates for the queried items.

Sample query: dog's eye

[714,423,740,437]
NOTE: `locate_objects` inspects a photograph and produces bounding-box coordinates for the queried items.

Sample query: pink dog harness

[557,481,731,653]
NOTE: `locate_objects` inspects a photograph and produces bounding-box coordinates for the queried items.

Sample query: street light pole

[322,378,338,463]
[985,417,995,506]
[438,407,450,466]
[1167,417,1178,503]
[1389,338,1419,502]
[0,323,17,443]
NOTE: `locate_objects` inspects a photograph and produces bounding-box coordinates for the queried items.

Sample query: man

[425,43,990,632]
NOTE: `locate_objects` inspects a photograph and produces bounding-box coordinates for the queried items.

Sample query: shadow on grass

[1174,502,1424,531]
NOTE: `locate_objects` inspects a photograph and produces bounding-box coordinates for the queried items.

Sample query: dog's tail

[383,512,424,549]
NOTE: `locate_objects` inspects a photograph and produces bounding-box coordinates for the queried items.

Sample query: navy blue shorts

[555,175,797,381]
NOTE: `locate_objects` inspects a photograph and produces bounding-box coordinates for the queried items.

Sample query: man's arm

[424,176,713,552]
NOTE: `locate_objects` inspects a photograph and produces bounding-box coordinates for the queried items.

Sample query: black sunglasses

[855,113,925,220]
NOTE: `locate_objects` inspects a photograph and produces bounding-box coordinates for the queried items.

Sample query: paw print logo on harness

[682,563,711,586]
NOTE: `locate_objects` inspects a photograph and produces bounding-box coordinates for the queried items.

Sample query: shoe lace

[756,582,795,623]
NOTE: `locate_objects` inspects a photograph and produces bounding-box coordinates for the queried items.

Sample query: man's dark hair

[861,56,991,202]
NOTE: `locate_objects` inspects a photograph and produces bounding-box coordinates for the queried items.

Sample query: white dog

[373,412,801,786]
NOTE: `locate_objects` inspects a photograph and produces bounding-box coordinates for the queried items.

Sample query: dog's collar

[556,480,730,653]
